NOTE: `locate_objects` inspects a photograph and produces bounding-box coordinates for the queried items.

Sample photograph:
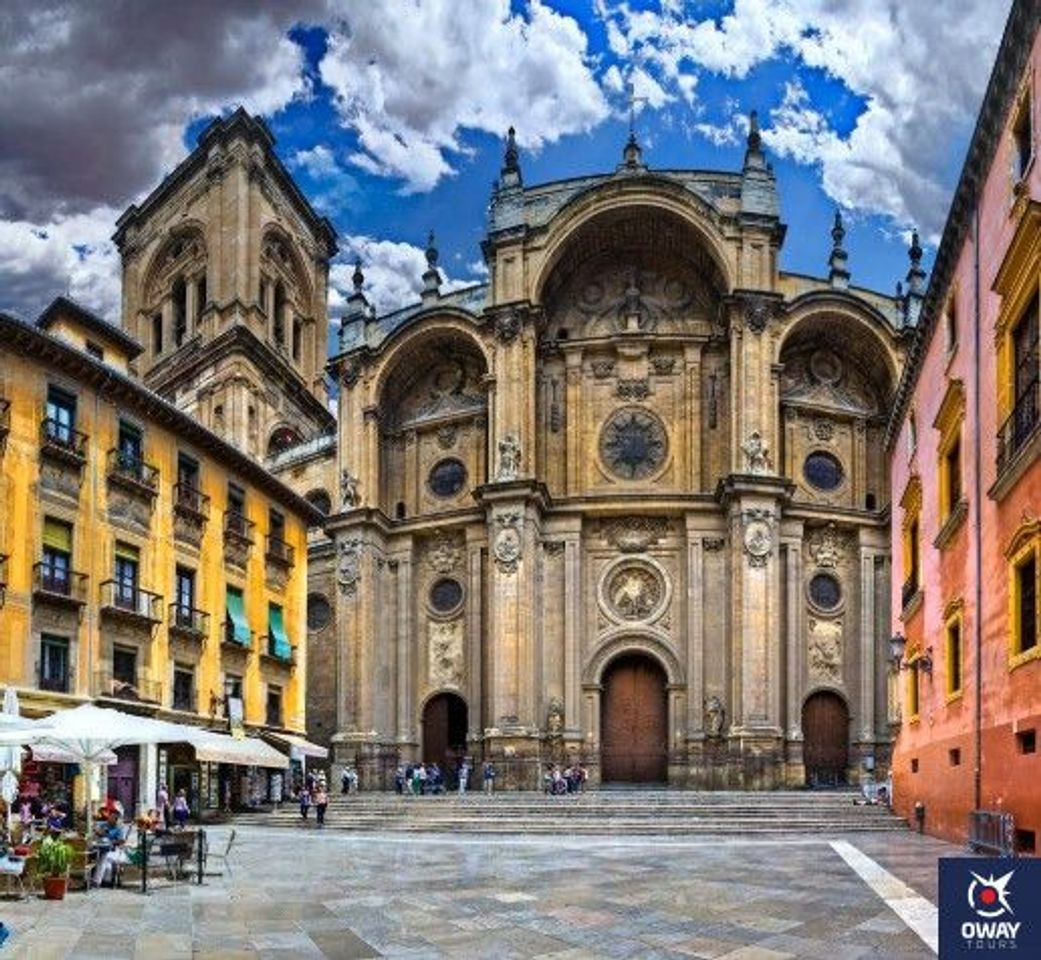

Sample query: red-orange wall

[890,27,1041,853]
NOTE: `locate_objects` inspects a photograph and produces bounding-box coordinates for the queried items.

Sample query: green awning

[114,541,139,561]
[42,518,72,552]
[226,589,250,645]
[269,605,291,660]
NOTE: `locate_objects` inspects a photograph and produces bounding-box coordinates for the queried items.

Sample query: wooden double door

[600,654,668,783]
[802,691,850,786]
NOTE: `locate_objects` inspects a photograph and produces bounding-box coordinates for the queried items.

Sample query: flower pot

[43,875,68,900]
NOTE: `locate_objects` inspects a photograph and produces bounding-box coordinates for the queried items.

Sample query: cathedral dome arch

[583,632,684,687]
[260,222,314,310]
[532,187,733,308]
[141,222,208,308]
[801,684,850,710]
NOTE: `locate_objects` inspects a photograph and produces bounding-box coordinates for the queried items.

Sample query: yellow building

[0,297,322,813]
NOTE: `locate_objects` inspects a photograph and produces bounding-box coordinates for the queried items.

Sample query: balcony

[221,620,254,656]
[260,641,296,671]
[99,580,163,625]
[901,574,920,611]
[997,379,1039,476]
[224,510,255,545]
[265,535,295,568]
[94,669,161,704]
[168,603,209,644]
[174,482,210,521]
[0,553,6,608]
[106,448,159,498]
[36,662,70,694]
[32,561,88,607]
[40,417,88,466]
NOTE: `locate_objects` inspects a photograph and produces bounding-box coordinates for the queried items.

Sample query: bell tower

[113,108,337,461]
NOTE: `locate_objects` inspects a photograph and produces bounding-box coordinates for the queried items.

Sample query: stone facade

[325,129,909,789]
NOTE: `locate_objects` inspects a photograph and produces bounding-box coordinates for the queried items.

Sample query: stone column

[466,529,485,742]
[395,550,413,748]
[782,531,805,786]
[563,531,583,738]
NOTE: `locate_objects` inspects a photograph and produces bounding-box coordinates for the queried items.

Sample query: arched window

[292,318,303,361]
[273,281,286,346]
[305,489,332,515]
[172,277,187,347]
[267,426,302,458]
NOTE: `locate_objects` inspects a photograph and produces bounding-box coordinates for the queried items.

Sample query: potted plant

[38,835,73,900]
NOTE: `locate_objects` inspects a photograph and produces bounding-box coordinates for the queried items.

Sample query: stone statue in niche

[496,433,521,481]
[340,469,359,508]
[741,430,772,474]
[546,697,564,735]
[704,696,726,737]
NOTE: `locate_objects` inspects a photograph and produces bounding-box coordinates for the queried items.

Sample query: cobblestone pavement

[0,826,956,958]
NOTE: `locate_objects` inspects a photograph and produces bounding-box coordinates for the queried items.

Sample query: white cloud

[599,0,1010,238]
[291,145,341,180]
[319,0,610,192]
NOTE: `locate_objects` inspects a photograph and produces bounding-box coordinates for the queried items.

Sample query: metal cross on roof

[625,76,648,138]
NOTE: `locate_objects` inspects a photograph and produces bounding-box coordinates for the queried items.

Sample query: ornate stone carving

[40,462,81,500]
[340,469,359,509]
[337,538,362,598]
[813,418,834,442]
[493,511,522,573]
[599,407,668,480]
[495,433,521,481]
[704,696,726,737]
[805,522,852,569]
[591,359,616,379]
[542,540,566,556]
[616,378,650,400]
[427,532,463,574]
[740,430,772,474]
[742,510,774,568]
[107,488,152,533]
[650,354,676,376]
[603,517,671,552]
[429,620,464,687]
[743,294,780,333]
[808,617,843,681]
[436,425,457,449]
[546,697,564,735]
[606,563,665,621]
[702,537,726,552]
[494,309,522,342]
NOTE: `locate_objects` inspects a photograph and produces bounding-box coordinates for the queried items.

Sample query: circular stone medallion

[606,563,666,621]
[599,407,668,480]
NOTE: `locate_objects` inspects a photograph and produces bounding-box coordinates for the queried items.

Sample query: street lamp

[888,633,932,674]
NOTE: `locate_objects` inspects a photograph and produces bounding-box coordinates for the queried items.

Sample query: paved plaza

[0,823,954,958]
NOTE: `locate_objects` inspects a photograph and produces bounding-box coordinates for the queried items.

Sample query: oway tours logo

[940,858,1041,957]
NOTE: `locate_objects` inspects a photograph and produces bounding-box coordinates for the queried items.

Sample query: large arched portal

[600,653,668,783]
[802,691,850,787]
[422,693,468,769]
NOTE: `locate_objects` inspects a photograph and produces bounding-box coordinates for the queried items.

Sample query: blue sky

[0,0,1011,329]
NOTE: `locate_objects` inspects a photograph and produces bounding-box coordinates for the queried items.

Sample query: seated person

[45,806,66,833]
[92,811,128,887]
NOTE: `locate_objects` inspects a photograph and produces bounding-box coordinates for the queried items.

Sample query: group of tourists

[393,759,498,796]
[297,771,330,825]
[543,763,588,795]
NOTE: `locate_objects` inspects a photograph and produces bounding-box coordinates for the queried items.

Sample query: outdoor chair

[205,829,236,878]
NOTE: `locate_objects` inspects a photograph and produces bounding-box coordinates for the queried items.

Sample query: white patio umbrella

[0,687,34,837]
[0,704,200,835]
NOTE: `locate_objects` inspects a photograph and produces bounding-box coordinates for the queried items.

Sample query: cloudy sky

[0,0,1011,343]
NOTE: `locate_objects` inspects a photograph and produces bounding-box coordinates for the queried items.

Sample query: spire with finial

[339,257,370,347]
[747,109,762,152]
[828,209,850,289]
[422,231,441,301]
[901,229,926,327]
[500,126,522,188]
[618,75,647,172]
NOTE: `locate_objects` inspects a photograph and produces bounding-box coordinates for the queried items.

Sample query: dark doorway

[108,745,139,816]
[422,693,468,768]
[600,654,668,783]
[802,691,850,786]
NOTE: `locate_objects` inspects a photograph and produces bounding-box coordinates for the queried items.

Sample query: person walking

[157,782,171,830]
[341,767,350,795]
[314,783,328,827]
[299,786,311,820]
[457,758,470,796]
[483,761,496,796]
[172,788,190,829]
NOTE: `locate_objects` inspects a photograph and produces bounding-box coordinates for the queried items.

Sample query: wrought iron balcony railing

[901,574,920,610]
[40,417,88,462]
[94,669,161,704]
[36,660,70,694]
[997,379,1040,475]
[99,579,163,623]
[265,535,294,567]
[32,561,88,605]
[222,621,255,651]
[168,603,209,640]
[174,482,210,520]
[106,448,160,493]
[223,510,255,545]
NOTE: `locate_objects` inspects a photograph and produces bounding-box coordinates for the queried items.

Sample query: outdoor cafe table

[0,854,26,898]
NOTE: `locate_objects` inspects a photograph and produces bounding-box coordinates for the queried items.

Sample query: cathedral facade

[326,125,911,790]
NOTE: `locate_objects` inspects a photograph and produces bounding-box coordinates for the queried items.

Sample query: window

[949,748,962,767]
[430,578,464,614]
[259,278,269,314]
[173,276,187,347]
[900,476,922,610]
[908,663,920,720]
[114,542,139,610]
[273,281,286,345]
[225,586,250,646]
[945,297,958,354]
[269,508,285,542]
[223,674,243,718]
[39,634,69,693]
[907,412,917,455]
[1013,550,1038,656]
[911,758,919,774]
[1009,292,1039,459]
[428,458,467,497]
[174,566,195,622]
[152,314,162,357]
[228,483,245,515]
[266,685,283,727]
[934,380,966,528]
[45,385,76,447]
[113,646,137,686]
[177,453,199,490]
[268,603,291,660]
[809,573,842,611]
[803,451,844,491]
[196,276,207,321]
[86,340,104,361]
[117,421,143,477]
[41,517,72,592]
[173,665,194,712]
[945,610,963,698]
[908,518,920,592]
[1013,89,1033,181]
[307,593,332,631]
[1017,729,1037,754]
[292,318,302,361]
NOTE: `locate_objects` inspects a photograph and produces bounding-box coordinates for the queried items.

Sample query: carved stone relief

[740,430,772,475]
[808,617,843,682]
[426,532,463,575]
[606,565,665,621]
[493,511,522,573]
[428,619,464,687]
[602,516,672,552]
[495,434,521,481]
[742,510,774,568]
[337,538,362,599]
[804,522,853,569]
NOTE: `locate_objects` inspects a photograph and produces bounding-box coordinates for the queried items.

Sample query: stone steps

[241,789,907,835]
